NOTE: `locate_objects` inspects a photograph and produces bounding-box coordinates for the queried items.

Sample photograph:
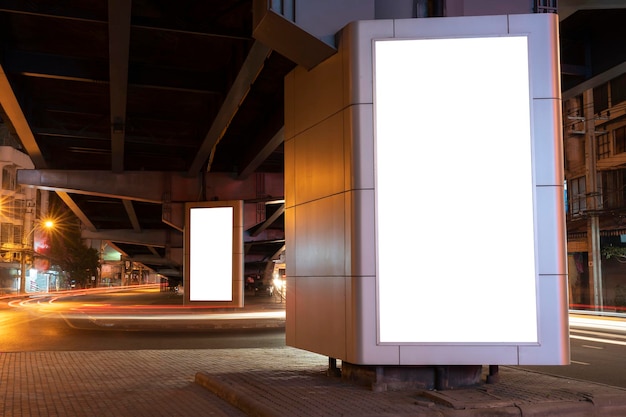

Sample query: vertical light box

[286,14,566,365]
[374,35,538,344]
[184,200,243,307]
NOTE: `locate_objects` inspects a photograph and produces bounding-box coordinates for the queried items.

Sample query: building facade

[0,143,52,294]
[564,74,626,313]
[558,1,626,313]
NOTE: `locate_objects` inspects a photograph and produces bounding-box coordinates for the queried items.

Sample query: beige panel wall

[291,275,347,359]
[292,113,345,205]
[284,15,395,360]
[284,42,350,356]
[285,55,344,141]
[294,194,346,276]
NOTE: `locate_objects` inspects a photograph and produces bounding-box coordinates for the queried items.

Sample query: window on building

[569,176,587,215]
[5,203,18,221]
[594,82,609,115]
[610,73,626,106]
[597,133,610,159]
[1,166,15,191]
[615,125,626,154]
[534,0,557,13]
[0,223,12,245]
[13,225,22,246]
[602,169,626,210]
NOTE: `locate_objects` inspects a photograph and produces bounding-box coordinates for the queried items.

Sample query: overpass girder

[17,170,201,203]
[18,170,283,204]
[81,229,183,248]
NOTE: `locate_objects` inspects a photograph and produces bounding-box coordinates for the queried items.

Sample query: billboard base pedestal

[341,362,482,392]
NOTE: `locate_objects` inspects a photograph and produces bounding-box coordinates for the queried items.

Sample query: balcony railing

[535,0,557,14]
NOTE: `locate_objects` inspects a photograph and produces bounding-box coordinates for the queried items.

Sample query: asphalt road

[517,315,626,388]
[0,287,286,352]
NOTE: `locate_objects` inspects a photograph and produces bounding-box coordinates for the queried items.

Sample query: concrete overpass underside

[1,0,624,283]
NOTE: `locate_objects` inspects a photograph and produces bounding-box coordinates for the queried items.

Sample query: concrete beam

[204,172,284,201]
[106,241,129,258]
[103,242,182,277]
[18,169,283,204]
[272,244,286,260]
[237,127,284,180]
[252,4,336,70]
[162,202,184,232]
[17,170,201,203]
[0,64,47,168]
[123,199,141,231]
[251,204,284,237]
[187,41,272,176]
[163,173,284,231]
[81,228,183,248]
[108,0,132,173]
[56,191,97,232]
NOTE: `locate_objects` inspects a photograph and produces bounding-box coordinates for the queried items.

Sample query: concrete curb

[85,318,286,331]
[195,372,277,417]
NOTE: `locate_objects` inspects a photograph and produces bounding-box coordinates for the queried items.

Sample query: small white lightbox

[184,200,243,307]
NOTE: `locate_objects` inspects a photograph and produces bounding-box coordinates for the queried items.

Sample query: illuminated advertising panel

[184,200,243,307]
[374,36,539,344]
[286,14,566,365]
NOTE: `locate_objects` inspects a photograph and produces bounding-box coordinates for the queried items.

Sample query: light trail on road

[569,315,626,346]
[2,286,286,332]
[569,315,626,333]
[570,334,626,346]
[62,310,286,321]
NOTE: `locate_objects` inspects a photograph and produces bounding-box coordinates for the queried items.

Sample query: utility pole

[19,248,25,294]
[19,200,34,294]
[583,89,603,310]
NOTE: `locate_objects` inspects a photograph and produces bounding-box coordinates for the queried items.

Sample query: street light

[19,217,55,294]
[0,195,61,294]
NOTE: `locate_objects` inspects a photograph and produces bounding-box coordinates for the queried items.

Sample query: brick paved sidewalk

[0,349,250,417]
[3,347,626,417]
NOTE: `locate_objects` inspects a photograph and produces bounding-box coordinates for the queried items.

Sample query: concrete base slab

[341,362,483,391]
[195,352,626,417]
